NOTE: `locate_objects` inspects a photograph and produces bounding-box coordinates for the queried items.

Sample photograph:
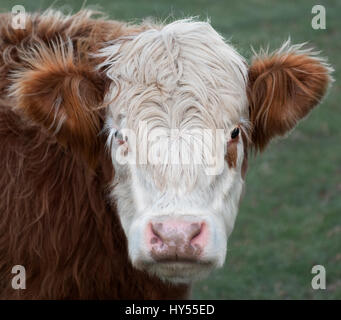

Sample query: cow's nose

[147,220,208,262]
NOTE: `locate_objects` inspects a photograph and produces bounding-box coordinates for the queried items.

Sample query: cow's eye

[230,127,239,139]
[114,129,127,145]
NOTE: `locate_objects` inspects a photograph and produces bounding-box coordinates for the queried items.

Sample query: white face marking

[98,19,249,283]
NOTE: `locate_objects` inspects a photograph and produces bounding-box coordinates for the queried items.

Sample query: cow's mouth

[136,259,214,283]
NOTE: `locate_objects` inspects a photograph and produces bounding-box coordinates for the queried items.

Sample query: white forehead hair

[98,18,249,190]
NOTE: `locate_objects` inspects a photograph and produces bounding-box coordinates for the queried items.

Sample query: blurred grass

[1,0,340,299]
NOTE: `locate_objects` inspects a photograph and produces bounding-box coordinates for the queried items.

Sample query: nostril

[150,222,164,244]
[189,222,202,241]
[189,222,206,248]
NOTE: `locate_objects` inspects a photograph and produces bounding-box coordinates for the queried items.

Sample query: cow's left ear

[247,40,333,151]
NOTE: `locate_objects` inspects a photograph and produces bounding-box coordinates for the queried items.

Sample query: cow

[0,10,332,299]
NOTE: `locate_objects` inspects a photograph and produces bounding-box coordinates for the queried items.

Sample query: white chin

[138,261,215,284]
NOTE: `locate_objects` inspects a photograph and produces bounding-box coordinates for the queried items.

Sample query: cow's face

[99,21,249,283]
[13,18,331,284]
[97,21,332,283]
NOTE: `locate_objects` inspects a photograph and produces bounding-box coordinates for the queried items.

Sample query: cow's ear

[247,40,333,151]
[11,39,108,166]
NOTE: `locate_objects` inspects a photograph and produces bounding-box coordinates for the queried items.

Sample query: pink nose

[146,220,208,262]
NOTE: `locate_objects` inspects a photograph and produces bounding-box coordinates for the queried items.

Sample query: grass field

[1,0,340,299]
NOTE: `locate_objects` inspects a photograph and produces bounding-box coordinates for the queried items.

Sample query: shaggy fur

[0,10,188,299]
[0,9,332,299]
[248,40,333,151]
[99,19,249,190]
[100,19,250,281]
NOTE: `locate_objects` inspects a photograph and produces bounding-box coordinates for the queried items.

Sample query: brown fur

[0,9,332,300]
[247,45,332,151]
[226,137,238,169]
[0,10,188,299]
[225,127,249,179]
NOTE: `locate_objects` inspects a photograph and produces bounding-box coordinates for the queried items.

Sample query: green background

[1,0,340,299]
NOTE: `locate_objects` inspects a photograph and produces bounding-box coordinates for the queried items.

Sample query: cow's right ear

[10,39,108,166]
